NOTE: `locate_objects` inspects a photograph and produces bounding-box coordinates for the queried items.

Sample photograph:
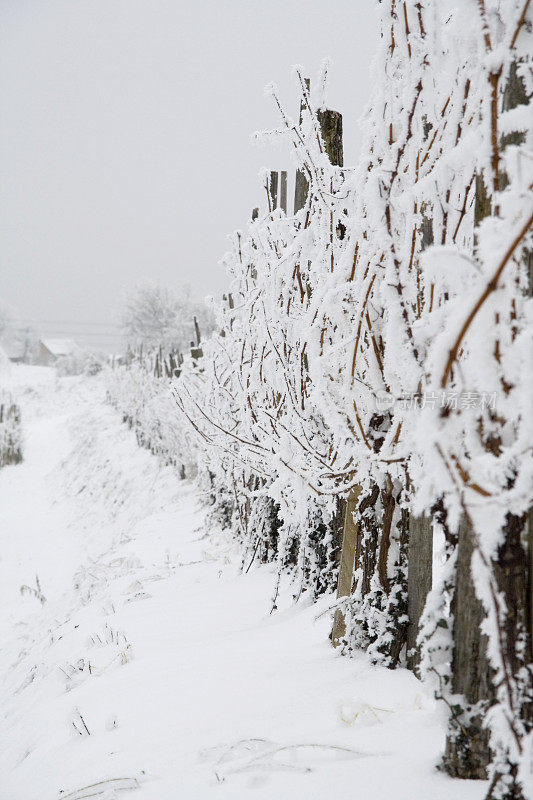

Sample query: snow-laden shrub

[56,350,105,377]
[105,356,198,478]
[0,391,22,468]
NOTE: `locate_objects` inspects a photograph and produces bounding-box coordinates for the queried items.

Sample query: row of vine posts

[111,5,533,796]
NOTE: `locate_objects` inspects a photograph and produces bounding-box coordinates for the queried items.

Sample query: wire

[13,328,123,338]
[17,320,121,328]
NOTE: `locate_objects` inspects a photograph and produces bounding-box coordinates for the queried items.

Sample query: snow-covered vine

[108,2,532,794]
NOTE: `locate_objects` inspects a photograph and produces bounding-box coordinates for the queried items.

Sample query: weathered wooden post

[190,341,203,361]
[193,316,201,347]
[280,84,354,646]
[441,167,494,782]
[331,487,361,646]
[407,515,433,672]
[406,117,434,675]
[294,80,343,212]
[190,317,203,362]
[294,172,308,214]
[294,78,311,213]
[269,171,279,211]
[280,171,287,213]
[442,517,493,778]
[317,108,343,167]
[443,59,532,788]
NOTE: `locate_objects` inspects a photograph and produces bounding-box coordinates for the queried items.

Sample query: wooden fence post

[317,109,343,167]
[280,171,287,213]
[441,157,494,779]
[443,61,532,788]
[442,517,493,778]
[194,316,201,346]
[331,486,361,646]
[294,78,311,213]
[407,515,432,672]
[406,124,434,674]
[294,80,343,212]
[269,171,279,210]
[190,318,203,362]
[294,172,308,214]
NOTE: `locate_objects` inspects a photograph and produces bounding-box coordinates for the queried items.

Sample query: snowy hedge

[107,3,533,796]
[0,392,22,468]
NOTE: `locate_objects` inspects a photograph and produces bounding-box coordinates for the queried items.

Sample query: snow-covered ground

[0,366,487,799]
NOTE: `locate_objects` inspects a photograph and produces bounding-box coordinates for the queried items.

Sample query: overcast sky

[0,0,379,350]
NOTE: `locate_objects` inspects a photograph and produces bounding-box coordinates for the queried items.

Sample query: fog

[0,0,379,350]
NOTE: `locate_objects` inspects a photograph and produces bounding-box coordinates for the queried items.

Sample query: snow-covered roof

[3,341,26,359]
[41,339,79,357]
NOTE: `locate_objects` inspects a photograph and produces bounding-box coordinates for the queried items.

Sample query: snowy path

[0,370,85,634]
[0,368,486,800]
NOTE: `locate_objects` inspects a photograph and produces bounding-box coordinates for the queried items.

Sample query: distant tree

[0,300,39,362]
[55,349,105,377]
[120,282,213,353]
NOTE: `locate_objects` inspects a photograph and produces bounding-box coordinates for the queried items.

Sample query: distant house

[35,339,79,366]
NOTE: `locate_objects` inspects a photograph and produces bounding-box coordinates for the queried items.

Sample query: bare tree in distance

[119,281,214,353]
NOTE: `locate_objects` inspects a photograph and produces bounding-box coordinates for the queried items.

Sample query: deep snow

[0,366,487,799]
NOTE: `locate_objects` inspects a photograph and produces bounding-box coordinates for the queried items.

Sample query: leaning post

[332,487,362,646]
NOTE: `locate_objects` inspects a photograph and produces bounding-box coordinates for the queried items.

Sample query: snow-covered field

[0,366,487,799]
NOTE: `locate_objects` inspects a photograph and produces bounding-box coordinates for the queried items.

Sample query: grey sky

[0,0,379,350]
